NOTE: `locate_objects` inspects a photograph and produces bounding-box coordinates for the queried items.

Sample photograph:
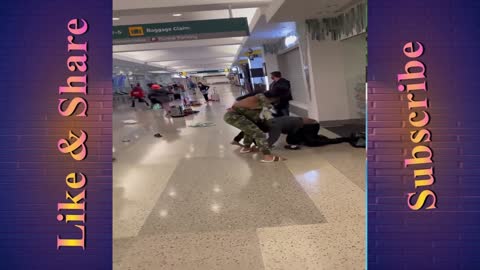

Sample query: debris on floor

[123,119,138,124]
[154,133,163,138]
[122,138,131,143]
[188,122,216,128]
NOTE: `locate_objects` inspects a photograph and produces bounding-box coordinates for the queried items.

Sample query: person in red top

[130,83,149,108]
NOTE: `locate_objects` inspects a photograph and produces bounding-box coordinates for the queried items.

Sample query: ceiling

[242,15,296,49]
[113,8,258,27]
[112,0,359,74]
[113,2,267,73]
[266,0,358,22]
[113,58,170,75]
[114,0,271,13]
[115,44,241,71]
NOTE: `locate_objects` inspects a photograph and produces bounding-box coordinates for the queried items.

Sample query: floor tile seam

[286,159,364,195]
[285,167,365,222]
[322,158,366,191]
[113,160,184,240]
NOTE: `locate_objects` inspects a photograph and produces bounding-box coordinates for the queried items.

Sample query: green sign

[113,18,249,45]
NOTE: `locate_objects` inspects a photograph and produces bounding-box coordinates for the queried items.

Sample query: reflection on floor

[113,85,365,270]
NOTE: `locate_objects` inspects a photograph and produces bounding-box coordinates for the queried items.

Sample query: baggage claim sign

[112,18,250,45]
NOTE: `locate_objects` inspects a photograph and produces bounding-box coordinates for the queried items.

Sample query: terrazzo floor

[113,84,365,270]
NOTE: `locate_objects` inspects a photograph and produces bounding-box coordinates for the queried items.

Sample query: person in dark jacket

[198,82,210,102]
[269,71,292,117]
[171,83,183,100]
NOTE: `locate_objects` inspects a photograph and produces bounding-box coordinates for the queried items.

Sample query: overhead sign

[189,69,226,74]
[244,49,262,57]
[113,18,250,45]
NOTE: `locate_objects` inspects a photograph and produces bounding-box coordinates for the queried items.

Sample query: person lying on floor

[267,116,355,149]
[224,92,284,163]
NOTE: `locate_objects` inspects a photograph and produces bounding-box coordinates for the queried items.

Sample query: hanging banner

[113,18,250,45]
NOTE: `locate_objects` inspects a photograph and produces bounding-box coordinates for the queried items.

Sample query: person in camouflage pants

[224,109,271,155]
[224,93,283,162]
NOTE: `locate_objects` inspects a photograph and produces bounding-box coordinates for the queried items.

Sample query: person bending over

[231,90,267,146]
[130,83,150,108]
[267,116,353,149]
[224,92,283,162]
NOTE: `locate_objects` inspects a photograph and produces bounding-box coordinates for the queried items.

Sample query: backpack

[349,132,366,148]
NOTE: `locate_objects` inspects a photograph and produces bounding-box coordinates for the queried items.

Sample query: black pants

[234,131,257,146]
[274,104,290,117]
[203,93,209,102]
[233,122,268,144]
[149,98,163,108]
[233,131,245,143]
[286,123,349,146]
[132,98,149,107]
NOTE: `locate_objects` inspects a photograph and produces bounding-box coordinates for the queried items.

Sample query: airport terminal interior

[113,0,367,269]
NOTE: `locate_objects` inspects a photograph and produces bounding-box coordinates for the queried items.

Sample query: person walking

[187,77,197,92]
[269,71,292,116]
[197,82,210,102]
[171,83,182,100]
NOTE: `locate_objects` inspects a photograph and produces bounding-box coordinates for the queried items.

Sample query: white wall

[263,52,279,85]
[306,38,351,121]
[278,47,309,105]
[341,33,367,119]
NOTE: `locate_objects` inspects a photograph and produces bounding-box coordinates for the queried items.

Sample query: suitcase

[170,105,184,117]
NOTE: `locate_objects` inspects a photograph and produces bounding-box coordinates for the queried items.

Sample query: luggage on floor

[170,105,184,117]
[183,107,193,114]
[186,91,201,106]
